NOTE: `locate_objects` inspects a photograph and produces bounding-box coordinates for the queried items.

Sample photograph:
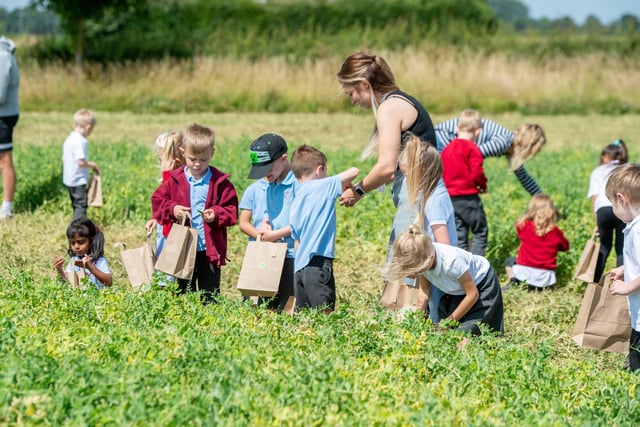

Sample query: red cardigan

[151,167,238,267]
[441,138,487,196]
[516,220,570,270]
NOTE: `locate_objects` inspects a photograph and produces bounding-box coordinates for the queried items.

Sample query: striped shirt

[435,118,541,195]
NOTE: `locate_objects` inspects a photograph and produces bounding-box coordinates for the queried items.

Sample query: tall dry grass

[19,47,640,114]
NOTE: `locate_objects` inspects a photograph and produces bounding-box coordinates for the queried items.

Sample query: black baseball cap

[248,133,288,179]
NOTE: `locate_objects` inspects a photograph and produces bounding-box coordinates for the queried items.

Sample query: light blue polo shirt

[266,170,297,258]
[187,167,212,252]
[239,178,268,241]
[290,174,342,272]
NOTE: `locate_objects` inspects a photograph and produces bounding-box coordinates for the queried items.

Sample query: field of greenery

[1,111,639,425]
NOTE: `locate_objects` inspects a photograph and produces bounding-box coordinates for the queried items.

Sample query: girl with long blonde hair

[504,194,569,290]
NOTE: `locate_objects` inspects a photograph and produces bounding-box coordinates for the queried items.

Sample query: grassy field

[1,112,640,425]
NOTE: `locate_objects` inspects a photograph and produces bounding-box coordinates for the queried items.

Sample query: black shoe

[502,278,521,292]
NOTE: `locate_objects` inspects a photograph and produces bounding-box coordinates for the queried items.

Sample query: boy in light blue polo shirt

[248,133,297,311]
[289,144,359,311]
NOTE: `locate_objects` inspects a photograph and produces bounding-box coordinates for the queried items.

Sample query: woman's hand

[339,186,361,207]
[145,219,157,232]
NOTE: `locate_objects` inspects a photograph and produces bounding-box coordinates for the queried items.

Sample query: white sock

[1,201,12,212]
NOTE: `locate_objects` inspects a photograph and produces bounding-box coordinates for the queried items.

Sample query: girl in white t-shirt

[386,224,503,336]
[587,139,628,282]
[54,217,112,289]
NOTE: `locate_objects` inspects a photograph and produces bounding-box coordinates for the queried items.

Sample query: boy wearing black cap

[248,133,297,311]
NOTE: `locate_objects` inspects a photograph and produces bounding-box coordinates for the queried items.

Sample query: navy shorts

[0,115,19,152]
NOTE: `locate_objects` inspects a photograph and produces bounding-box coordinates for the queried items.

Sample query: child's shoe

[501,278,521,292]
[0,208,13,220]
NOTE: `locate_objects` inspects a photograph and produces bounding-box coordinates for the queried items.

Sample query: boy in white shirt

[605,162,640,372]
[62,109,99,219]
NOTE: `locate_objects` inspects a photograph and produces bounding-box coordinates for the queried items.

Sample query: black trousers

[595,206,625,282]
[178,251,221,304]
[66,184,87,220]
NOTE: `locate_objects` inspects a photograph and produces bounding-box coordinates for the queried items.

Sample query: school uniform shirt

[290,174,341,273]
[623,215,640,330]
[422,243,490,296]
[62,131,89,187]
[266,170,297,259]
[66,256,110,290]
[435,118,541,195]
[424,179,458,245]
[516,220,569,270]
[588,161,619,212]
[151,166,238,267]
[239,178,268,241]
[441,138,487,196]
[187,167,212,252]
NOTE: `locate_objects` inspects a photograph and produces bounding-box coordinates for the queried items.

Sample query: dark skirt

[438,268,504,335]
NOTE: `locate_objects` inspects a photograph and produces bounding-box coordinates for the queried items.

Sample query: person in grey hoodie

[0,36,19,219]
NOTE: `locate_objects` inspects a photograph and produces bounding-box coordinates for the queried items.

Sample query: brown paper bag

[574,232,600,283]
[119,231,157,291]
[66,267,86,289]
[154,216,197,280]
[572,273,631,353]
[380,278,420,311]
[237,237,287,297]
[87,175,103,207]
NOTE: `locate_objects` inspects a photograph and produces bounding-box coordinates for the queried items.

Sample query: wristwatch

[355,184,366,196]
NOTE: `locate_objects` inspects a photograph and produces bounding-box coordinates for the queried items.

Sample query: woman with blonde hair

[336,52,437,265]
[435,118,546,195]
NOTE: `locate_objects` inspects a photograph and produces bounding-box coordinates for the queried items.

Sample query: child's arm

[77,158,100,174]
[445,272,479,322]
[262,225,291,243]
[431,224,451,245]
[470,145,487,193]
[54,256,68,283]
[239,209,262,239]
[416,275,431,312]
[151,179,180,224]
[610,274,640,296]
[81,254,113,287]
[339,167,360,190]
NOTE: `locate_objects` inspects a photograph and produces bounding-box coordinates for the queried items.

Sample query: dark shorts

[262,257,295,312]
[0,115,19,152]
[294,255,336,311]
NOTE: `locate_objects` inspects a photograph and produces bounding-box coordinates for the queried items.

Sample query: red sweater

[441,138,487,196]
[151,167,238,267]
[516,220,570,270]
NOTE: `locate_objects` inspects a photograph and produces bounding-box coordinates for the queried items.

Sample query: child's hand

[200,208,216,223]
[73,254,93,270]
[258,218,272,232]
[54,255,65,272]
[261,230,280,242]
[609,265,624,281]
[609,279,632,296]
[89,162,100,175]
[173,205,190,221]
[145,219,157,232]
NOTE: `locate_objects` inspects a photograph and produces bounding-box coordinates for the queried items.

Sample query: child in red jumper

[151,123,238,303]
[441,109,488,256]
[504,194,570,290]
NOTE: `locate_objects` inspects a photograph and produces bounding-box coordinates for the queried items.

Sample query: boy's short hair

[73,108,96,127]
[183,123,215,154]
[457,109,482,133]
[605,163,640,205]
[291,144,327,179]
[248,133,288,179]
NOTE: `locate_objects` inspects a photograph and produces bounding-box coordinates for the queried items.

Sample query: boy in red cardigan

[441,109,488,256]
[151,123,238,303]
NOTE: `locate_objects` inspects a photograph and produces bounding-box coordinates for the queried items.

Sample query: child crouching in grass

[386,224,503,336]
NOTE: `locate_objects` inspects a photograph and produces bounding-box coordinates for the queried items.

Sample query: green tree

[32,0,137,76]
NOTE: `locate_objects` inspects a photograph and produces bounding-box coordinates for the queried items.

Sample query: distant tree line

[2,0,638,66]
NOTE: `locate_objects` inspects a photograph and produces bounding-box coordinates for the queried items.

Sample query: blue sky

[2,0,639,25]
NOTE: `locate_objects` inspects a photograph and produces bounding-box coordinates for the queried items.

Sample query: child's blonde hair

[398,132,442,227]
[154,131,184,172]
[516,194,561,237]
[385,224,436,281]
[457,109,482,133]
[183,123,215,154]
[507,123,546,171]
[73,108,96,127]
[605,163,640,205]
